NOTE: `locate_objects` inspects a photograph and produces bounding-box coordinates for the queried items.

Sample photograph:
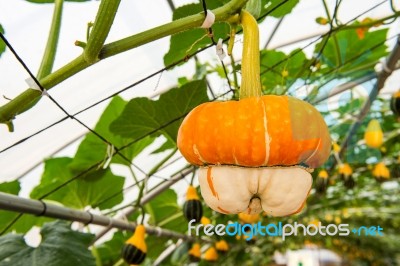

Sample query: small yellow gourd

[339,163,355,189]
[364,119,383,148]
[238,212,260,224]
[200,216,211,225]
[121,224,147,265]
[215,240,229,254]
[188,243,201,262]
[183,186,203,223]
[372,162,390,181]
[203,247,218,262]
[315,169,329,193]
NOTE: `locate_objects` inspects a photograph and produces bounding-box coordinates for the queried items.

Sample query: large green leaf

[263,0,300,18]
[316,28,388,76]
[144,189,187,260]
[0,221,95,266]
[95,231,129,266]
[163,1,230,67]
[260,48,309,94]
[30,157,124,210]
[110,79,208,143]
[70,96,154,173]
[0,24,5,58]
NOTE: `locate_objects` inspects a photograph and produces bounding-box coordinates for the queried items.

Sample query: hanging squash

[372,162,390,182]
[390,90,400,118]
[215,240,229,254]
[315,169,329,193]
[339,163,355,189]
[121,224,147,265]
[183,185,203,223]
[364,119,383,148]
[238,212,260,224]
[177,11,331,216]
[188,243,201,262]
[203,246,218,262]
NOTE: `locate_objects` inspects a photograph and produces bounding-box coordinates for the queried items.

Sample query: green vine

[0,0,249,127]
[84,0,121,64]
[37,0,64,80]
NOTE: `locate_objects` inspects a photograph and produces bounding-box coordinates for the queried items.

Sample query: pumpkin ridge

[207,167,219,199]
[260,98,271,165]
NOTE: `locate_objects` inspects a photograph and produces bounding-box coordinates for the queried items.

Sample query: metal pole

[0,167,208,244]
[153,239,184,266]
[0,191,196,241]
[93,167,192,242]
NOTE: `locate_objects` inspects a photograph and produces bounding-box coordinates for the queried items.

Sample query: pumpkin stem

[239,10,262,99]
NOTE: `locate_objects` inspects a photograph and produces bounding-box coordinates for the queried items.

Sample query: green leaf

[144,189,187,259]
[144,189,187,260]
[0,221,95,266]
[110,79,208,143]
[151,138,176,154]
[0,180,20,195]
[24,0,89,3]
[95,231,129,266]
[263,0,300,18]
[30,157,124,210]
[163,1,230,67]
[0,24,5,58]
[316,28,389,76]
[260,48,309,94]
[70,96,154,173]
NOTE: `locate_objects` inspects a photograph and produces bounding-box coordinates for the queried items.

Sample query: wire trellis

[0,0,398,252]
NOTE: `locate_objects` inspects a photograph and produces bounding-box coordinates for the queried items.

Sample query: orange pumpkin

[178,95,331,168]
[177,11,331,216]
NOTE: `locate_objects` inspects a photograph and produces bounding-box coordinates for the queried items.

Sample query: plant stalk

[239,10,261,99]
[37,0,64,79]
[0,0,249,125]
[84,0,121,63]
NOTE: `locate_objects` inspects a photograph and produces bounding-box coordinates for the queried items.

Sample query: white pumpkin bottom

[198,166,312,216]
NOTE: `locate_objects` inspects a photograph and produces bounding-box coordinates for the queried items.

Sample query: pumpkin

[372,162,390,181]
[364,119,383,148]
[315,169,329,193]
[203,247,218,262]
[339,163,355,189]
[183,185,203,223]
[215,240,229,254]
[188,243,201,262]
[177,11,331,216]
[390,90,400,117]
[121,224,147,265]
